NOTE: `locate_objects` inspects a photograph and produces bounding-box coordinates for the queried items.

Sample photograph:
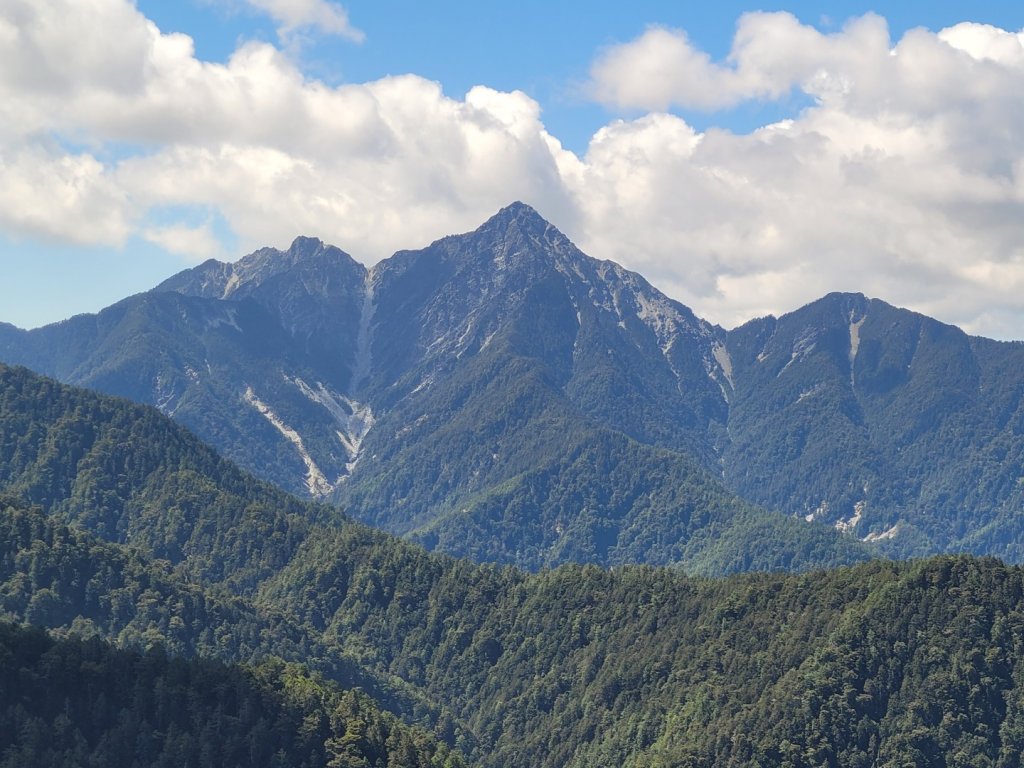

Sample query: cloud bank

[3,1,1024,338]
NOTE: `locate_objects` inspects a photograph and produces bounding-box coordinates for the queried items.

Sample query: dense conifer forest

[0,621,464,767]
[4,361,1024,766]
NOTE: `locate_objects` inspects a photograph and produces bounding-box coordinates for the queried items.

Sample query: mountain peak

[286,235,327,257]
[450,201,576,267]
[155,236,363,301]
[481,201,552,236]
[493,200,543,222]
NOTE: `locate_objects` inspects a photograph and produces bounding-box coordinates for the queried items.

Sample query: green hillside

[0,621,465,768]
[4,361,1024,766]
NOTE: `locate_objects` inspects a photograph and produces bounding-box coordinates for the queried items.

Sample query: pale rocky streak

[624,272,696,388]
[221,271,241,299]
[635,290,684,357]
[796,384,823,404]
[349,269,376,394]
[153,373,181,416]
[711,342,734,390]
[756,325,778,363]
[243,385,333,496]
[834,501,865,533]
[287,375,375,476]
[612,285,627,329]
[554,257,588,285]
[479,331,498,352]
[454,313,479,356]
[849,313,866,387]
[777,352,799,378]
[206,307,242,333]
[863,524,899,542]
[777,330,816,378]
[805,501,828,523]
[338,397,375,473]
[708,344,733,409]
[410,374,435,395]
[849,316,866,362]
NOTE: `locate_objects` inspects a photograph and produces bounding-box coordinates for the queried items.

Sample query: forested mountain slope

[262,544,1024,767]
[7,485,1024,766]
[0,621,465,768]
[0,360,866,573]
[724,291,1024,557]
[0,361,330,590]
[1,363,1024,766]
[0,207,865,571]
[0,245,365,498]
[3,204,1024,568]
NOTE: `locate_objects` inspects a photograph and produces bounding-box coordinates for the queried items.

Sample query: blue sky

[3,0,1024,337]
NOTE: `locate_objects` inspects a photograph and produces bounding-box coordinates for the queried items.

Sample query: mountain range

[3,360,1024,766]
[3,202,1024,568]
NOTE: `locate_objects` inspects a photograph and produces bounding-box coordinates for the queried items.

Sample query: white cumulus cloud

[142,222,225,262]
[0,144,132,245]
[241,0,363,42]
[3,1,1024,339]
[580,13,1024,336]
[587,13,913,113]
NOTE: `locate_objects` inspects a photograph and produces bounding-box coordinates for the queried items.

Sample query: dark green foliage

[0,621,465,768]
[0,365,471,731]
[0,498,306,661]
[261,535,1024,767]
[412,427,869,572]
[724,293,1024,559]
[0,359,866,576]
[2,361,1024,766]
[0,361,336,590]
[678,507,874,575]
[0,497,407,693]
[0,498,472,738]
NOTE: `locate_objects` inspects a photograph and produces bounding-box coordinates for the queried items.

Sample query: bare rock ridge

[156,235,364,300]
